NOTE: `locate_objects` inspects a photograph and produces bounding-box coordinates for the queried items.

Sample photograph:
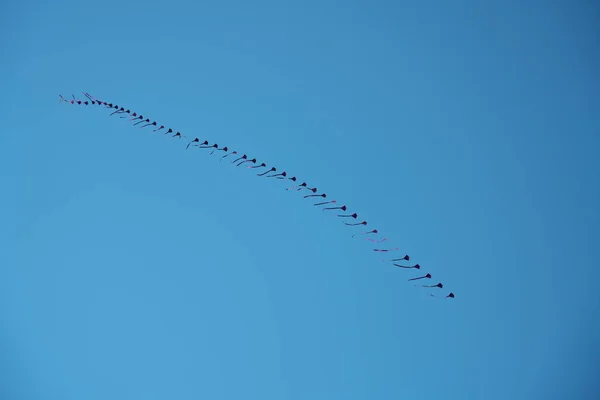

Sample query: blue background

[2,1,599,399]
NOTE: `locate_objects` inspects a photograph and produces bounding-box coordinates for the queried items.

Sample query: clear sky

[2,1,599,399]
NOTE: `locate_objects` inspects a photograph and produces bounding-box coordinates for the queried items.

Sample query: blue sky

[2,0,599,398]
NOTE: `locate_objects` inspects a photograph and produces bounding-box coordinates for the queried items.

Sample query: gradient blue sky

[2,1,599,399]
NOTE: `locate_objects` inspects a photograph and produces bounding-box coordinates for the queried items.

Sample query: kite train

[59,92,455,300]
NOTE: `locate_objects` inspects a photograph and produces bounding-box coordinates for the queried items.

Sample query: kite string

[60,94,452,294]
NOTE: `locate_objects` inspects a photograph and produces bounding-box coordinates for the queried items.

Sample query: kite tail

[352,229,378,238]
[221,152,237,161]
[365,237,388,243]
[419,283,443,288]
[83,92,103,104]
[428,293,449,299]
[372,247,399,252]
[257,169,274,177]
[408,274,431,281]
[393,263,420,269]
[427,292,454,299]
[314,200,336,206]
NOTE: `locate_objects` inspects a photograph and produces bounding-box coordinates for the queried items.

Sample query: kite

[338,213,358,219]
[408,273,432,281]
[59,92,455,299]
[394,263,420,269]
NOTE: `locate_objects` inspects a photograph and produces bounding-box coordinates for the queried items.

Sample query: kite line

[59,92,455,300]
